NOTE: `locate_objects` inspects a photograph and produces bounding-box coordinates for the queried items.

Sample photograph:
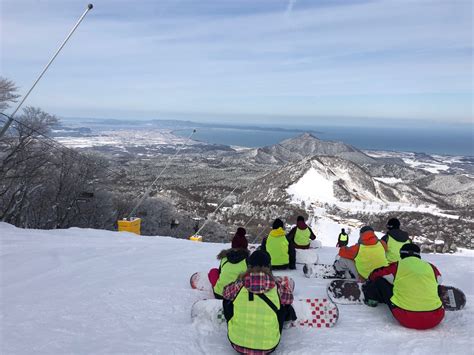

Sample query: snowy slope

[285,162,459,219]
[1,222,472,354]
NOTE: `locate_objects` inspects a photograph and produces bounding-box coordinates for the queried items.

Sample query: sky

[1,0,473,127]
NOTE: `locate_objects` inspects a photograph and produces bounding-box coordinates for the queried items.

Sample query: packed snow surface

[1,223,472,354]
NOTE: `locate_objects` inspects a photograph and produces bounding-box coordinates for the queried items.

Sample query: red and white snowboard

[191,298,339,329]
[190,272,212,292]
[190,272,296,293]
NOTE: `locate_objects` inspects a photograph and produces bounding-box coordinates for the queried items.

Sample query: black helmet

[387,218,400,230]
[272,218,284,230]
[248,250,271,268]
[400,243,420,259]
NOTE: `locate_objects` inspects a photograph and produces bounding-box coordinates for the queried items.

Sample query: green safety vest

[266,228,289,266]
[354,242,388,279]
[294,228,311,246]
[339,233,348,242]
[386,235,411,263]
[391,257,442,311]
[213,257,247,297]
[228,287,280,350]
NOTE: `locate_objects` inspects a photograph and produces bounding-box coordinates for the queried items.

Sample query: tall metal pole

[0,4,94,138]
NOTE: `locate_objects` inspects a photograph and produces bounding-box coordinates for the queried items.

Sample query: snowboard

[191,298,339,329]
[190,271,212,292]
[327,280,466,311]
[190,272,295,293]
[303,263,346,279]
[295,248,319,265]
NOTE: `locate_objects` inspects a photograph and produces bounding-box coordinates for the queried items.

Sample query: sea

[174,124,473,157]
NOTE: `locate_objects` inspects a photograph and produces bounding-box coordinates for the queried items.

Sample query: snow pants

[207,268,223,300]
[333,257,358,279]
[363,278,445,330]
[363,278,395,308]
[208,268,219,287]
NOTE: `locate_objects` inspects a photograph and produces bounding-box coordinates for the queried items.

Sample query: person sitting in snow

[381,218,412,263]
[362,243,445,330]
[261,218,296,270]
[336,228,349,247]
[286,215,316,249]
[222,250,296,354]
[333,226,388,280]
[208,227,249,299]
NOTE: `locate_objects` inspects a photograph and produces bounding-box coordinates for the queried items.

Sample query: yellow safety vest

[213,257,247,296]
[294,228,311,246]
[339,233,348,242]
[391,257,442,311]
[228,287,280,350]
[386,235,411,263]
[266,228,289,266]
[354,242,388,279]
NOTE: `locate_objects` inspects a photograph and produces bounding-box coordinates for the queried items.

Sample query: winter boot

[364,299,379,307]
[361,281,379,307]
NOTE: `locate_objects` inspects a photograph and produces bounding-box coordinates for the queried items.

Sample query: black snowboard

[327,279,466,311]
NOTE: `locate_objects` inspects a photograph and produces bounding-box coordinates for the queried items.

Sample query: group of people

[334,218,444,330]
[206,216,445,354]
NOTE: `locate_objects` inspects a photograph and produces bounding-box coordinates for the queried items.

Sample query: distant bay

[174,124,473,156]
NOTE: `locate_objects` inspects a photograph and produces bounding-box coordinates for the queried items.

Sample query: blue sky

[1,0,472,127]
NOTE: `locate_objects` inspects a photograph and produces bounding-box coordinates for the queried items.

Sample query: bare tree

[0,77,20,112]
[0,107,58,224]
[0,106,115,229]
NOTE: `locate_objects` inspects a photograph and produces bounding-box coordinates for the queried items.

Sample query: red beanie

[232,227,248,249]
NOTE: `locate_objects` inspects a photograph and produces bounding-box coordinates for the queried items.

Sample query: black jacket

[287,226,316,249]
[381,229,410,244]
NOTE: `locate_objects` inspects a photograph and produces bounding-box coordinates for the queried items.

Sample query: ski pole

[0,4,94,138]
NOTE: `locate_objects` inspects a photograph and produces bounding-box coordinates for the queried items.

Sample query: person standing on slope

[208,227,249,299]
[287,215,316,249]
[336,228,349,247]
[261,218,296,270]
[381,218,412,263]
[222,250,296,354]
[362,243,445,330]
[333,226,388,280]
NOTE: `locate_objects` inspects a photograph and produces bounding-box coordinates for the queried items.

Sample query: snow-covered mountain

[240,155,463,211]
[236,133,378,165]
[1,222,472,354]
[231,154,473,251]
[12,122,472,250]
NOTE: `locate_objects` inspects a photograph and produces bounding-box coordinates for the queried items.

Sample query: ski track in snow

[0,222,473,354]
